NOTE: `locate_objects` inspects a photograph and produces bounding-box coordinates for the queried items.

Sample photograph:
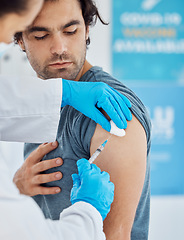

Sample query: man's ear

[18,38,26,52]
[86,26,89,41]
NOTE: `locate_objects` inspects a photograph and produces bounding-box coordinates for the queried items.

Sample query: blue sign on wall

[131,85,184,195]
[112,0,184,195]
[112,0,184,83]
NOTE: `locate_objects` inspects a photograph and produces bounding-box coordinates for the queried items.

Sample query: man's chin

[38,70,64,80]
[40,73,75,80]
[39,66,78,80]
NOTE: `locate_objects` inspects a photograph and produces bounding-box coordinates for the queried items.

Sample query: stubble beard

[27,46,87,81]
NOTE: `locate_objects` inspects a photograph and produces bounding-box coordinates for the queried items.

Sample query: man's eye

[64,29,77,35]
[34,35,48,40]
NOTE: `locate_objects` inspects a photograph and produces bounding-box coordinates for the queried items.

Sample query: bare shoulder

[90,115,147,172]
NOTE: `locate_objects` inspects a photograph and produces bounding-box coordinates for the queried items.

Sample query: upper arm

[90,115,147,239]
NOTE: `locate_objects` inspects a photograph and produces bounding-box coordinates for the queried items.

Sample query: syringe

[89,136,112,164]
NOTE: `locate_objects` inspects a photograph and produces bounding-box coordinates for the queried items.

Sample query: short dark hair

[77,0,108,45]
[14,0,107,45]
[0,0,30,18]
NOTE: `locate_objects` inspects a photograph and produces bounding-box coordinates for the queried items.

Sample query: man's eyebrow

[63,20,81,29]
[26,20,81,33]
[27,26,50,33]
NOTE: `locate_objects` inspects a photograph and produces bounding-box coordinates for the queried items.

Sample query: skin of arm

[90,115,147,240]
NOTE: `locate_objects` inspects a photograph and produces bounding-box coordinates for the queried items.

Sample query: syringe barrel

[89,149,101,164]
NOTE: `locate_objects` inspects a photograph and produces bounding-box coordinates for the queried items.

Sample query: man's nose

[50,34,67,55]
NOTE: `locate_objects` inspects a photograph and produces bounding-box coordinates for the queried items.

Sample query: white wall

[0,0,183,239]
[87,0,112,73]
[149,196,184,239]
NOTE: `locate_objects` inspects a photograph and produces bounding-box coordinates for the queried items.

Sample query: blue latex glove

[62,79,132,131]
[70,158,114,220]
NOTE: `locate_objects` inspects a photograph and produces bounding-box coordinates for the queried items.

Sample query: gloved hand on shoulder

[62,79,132,132]
[70,158,114,220]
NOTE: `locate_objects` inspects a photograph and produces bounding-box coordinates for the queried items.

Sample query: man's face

[19,0,89,80]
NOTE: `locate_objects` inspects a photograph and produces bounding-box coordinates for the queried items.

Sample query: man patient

[13,0,151,239]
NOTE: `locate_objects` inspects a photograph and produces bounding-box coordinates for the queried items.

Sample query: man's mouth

[48,62,73,69]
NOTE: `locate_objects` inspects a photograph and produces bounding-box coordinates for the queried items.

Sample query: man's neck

[75,60,93,81]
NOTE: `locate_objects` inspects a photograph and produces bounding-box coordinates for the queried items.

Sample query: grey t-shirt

[24,66,151,240]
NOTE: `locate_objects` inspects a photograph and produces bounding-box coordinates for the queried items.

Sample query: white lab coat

[0,75,62,143]
[0,75,105,240]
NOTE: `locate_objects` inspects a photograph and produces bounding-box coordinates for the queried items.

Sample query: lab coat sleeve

[49,202,106,240]
[0,75,62,143]
[0,159,105,240]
